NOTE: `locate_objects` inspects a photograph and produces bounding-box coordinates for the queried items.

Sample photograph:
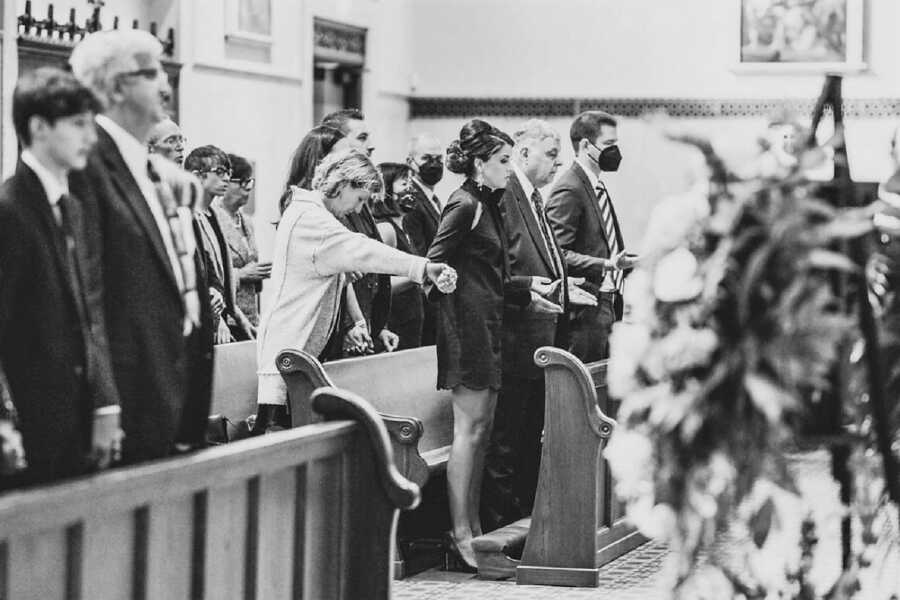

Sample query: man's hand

[567,277,598,306]
[425,262,457,293]
[209,288,225,316]
[378,329,400,353]
[528,291,563,314]
[215,319,234,344]
[347,271,364,283]
[239,261,272,282]
[531,276,562,299]
[343,321,373,355]
[90,409,124,470]
[0,420,25,476]
[611,250,639,271]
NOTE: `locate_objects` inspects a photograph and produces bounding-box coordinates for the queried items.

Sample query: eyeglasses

[229,177,255,191]
[204,166,232,178]
[118,67,161,81]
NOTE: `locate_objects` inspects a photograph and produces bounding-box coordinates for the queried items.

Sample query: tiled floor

[393,540,671,600]
[393,451,900,600]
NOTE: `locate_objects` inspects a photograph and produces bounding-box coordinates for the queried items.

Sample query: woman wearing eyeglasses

[214,153,270,327]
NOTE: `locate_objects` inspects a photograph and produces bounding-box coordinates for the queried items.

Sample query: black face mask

[592,143,622,172]
[397,191,417,213]
[416,158,444,186]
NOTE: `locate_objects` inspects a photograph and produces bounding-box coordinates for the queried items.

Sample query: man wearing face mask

[404,133,445,345]
[546,110,637,362]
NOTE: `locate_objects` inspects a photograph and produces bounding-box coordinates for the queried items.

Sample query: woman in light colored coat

[255,149,454,425]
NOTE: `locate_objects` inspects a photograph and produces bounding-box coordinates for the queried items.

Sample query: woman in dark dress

[426,120,562,568]
[373,162,425,350]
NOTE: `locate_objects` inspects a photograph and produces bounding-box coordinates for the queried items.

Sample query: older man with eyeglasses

[68,30,215,464]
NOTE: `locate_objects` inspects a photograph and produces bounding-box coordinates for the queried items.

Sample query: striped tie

[595,183,622,292]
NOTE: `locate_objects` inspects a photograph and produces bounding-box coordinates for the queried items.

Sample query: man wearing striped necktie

[546,111,638,363]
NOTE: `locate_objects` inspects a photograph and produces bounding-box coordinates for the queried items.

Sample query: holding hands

[426,262,458,293]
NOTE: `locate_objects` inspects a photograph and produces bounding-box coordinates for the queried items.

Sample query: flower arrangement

[605,167,892,596]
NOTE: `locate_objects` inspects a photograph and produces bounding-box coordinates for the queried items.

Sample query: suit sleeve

[545,184,606,278]
[0,207,24,363]
[505,276,532,307]
[402,207,429,256]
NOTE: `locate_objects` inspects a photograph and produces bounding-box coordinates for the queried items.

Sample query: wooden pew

[207,340,258,442]
[472,346,646,586]
[0,387,418,599]
[277,347,454,577]
[277,346,452,489]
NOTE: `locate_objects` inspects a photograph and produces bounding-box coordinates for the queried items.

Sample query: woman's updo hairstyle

[446,119,514,177]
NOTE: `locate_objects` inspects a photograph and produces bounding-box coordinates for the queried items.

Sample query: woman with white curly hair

[254,148,456,427]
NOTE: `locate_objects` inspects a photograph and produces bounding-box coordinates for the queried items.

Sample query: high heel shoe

[443,532,478,573]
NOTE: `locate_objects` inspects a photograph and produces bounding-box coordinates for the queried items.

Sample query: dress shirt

[96,115,195,295]
[20,150,68,224]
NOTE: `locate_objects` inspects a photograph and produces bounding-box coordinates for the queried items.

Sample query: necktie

[146,161,201,331]
[530,189,563,279]
[595,183,622,292]
[57,194,89,327]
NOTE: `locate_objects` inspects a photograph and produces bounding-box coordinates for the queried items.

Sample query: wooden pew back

[518,346,643,588]
[210,340,257,425]
[278,347,453,486]
[0,388,418,600]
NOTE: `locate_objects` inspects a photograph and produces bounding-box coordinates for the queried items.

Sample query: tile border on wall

[409,97,900,119]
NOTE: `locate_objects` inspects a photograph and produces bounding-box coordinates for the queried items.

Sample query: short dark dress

[377,217,425,350]
[426,179,531,391]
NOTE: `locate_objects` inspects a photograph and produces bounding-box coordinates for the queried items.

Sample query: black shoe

[250,404,291,436]
[443,532,478,573]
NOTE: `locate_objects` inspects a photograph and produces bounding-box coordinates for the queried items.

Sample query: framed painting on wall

[735,0,866,73]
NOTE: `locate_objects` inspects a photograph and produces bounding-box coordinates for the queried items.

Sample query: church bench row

[0,386,417,599]
[209,342,453,578]
[472,347,647,587]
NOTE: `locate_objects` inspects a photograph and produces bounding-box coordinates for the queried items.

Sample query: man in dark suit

[482,120,597,530]
[0,67,122,486]
[69,30,214,464]
[404,133,445,344]
[546,111,637,363]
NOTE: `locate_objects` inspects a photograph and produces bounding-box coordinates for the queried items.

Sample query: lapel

[572,162,612,252]
[95,127,180,294]
[413,183,439,227]
[206,208,235,304]
[216,207,251,262]
[16,161,78,307]
[509,173,555,275]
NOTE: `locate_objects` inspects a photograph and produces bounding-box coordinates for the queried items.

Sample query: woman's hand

[343,321,373,355]
[425,262,457,293]
[378,329,400,353]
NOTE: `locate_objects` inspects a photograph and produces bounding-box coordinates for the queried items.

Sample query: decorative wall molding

[409,97,900,120]
[313,17,366,65]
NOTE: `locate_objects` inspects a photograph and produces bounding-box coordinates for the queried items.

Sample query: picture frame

[225,0,273,47]
[734,0,866,73]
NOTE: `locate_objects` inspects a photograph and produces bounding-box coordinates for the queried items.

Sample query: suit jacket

[545,162,625,293]
[69,127,214,463]
[0,160,119,484]
[499,173,569,378]
[402,183,441,257]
